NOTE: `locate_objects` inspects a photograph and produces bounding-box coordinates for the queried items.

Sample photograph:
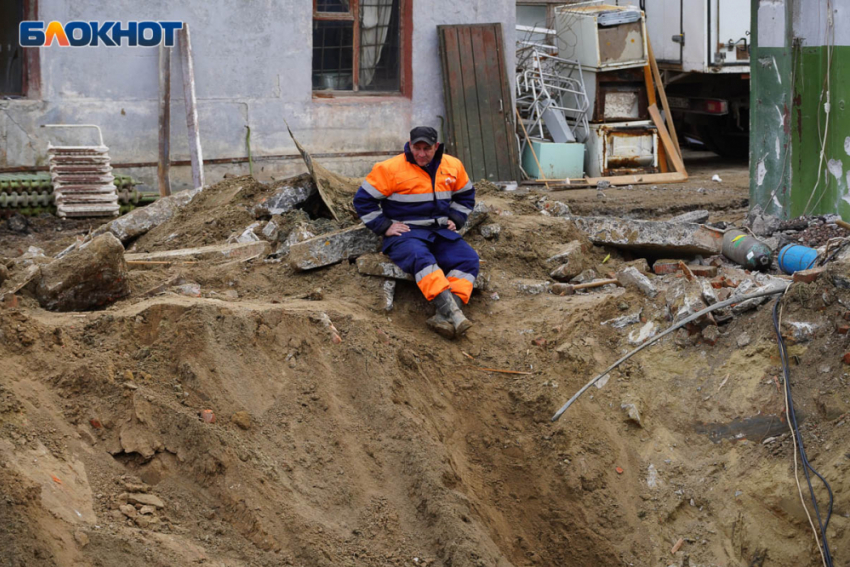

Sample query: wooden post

[158,44,172,197]
[643,63,669,173]
[179,24,204,190]
[515,108,551,190]
[647,37,681,159]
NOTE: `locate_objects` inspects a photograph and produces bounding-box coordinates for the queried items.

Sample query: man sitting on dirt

[353,126,478,338]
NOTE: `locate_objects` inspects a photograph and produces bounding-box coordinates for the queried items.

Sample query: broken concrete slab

[231,222,261,244]
[602,310,641,329]
[357,254,409,280]
[125,241,270,264]
[458,203,492,236]
[252,181,316,217]
[275,224,316,257]
[289,224,380,271]
[98,188,200,245]
[515,279,550,295]
[383,279,396,312]
[617,267,658,298]
[356,253,485,289]
[479,223,501,240]
[668,210,710,224]
[548,241,587,282]
[574,216,723,256]
[570,269,598,284]
[36,233,130,312]
[537,198,571,218]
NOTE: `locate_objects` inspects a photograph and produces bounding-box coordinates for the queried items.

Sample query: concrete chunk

[357,253,484,289]
[125,241,270,263]
[668,210,710,224]
[289,224,380,271]
[547,241,587,281]
[127,493,165,509]
[100,189,200,244]
[253,183,316,217]
[458,203,492,236]
[616,267,658,298]
[575,216,723,255]
[36,233,130,311]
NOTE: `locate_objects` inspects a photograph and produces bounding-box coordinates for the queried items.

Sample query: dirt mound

[1,164,848,566]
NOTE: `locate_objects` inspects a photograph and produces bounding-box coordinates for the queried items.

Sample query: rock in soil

[35,233,130,311]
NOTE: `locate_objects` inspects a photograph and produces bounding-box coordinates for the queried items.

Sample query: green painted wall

[750,0,850,220]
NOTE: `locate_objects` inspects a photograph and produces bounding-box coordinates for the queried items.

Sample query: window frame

[312,0,411,98]
[1,0,40,98]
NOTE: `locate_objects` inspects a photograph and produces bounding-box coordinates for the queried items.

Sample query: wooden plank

[456,27,487,181]
[583,171,687,185]
[178,24,205,190]
[469,27,500,181]
[439,27,472,167]
[648,104,686,175]
[479,25,512,181]
[493,23,520,181]
[158,44,172,197]
[437,31,454,155]
[351,0,360,91]
[643,63,669,173]
[647,37,681,159]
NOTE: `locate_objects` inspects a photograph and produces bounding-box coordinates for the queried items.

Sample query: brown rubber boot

[426,291,456,338]
[442,290,473,336]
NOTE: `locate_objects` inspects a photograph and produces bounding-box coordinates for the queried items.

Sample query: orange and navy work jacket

[353,143,475,241]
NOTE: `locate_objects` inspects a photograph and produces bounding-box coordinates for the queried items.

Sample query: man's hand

[385,222,410,237]
[447,220,457,232]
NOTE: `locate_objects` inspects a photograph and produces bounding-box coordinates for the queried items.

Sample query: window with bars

[312,0,403,93]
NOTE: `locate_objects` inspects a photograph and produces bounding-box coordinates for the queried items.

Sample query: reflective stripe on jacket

[353,143,474,235]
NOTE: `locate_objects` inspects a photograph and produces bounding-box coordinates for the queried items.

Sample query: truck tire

[698,123,749,160]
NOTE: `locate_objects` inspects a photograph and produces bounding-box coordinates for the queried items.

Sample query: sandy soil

[1,157,849,567]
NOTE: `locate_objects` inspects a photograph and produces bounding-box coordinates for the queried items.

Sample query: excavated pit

[1,163,849,567]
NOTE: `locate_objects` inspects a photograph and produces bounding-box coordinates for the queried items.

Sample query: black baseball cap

[410,126,438,146]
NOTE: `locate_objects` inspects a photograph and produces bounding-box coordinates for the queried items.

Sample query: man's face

[411,141,438,167]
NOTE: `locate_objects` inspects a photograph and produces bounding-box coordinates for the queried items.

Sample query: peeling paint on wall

[757,158,768,186]
[775,137,781,159]
[775,106,784,128]
[844,136,850,156]
[828,158,843,181]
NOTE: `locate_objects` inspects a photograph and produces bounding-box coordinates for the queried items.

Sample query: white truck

[643,0,751,157]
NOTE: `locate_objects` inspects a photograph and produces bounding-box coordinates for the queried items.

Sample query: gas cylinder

[721,230,772,271]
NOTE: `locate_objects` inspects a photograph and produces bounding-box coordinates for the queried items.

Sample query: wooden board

[157,44,172,197]
[648,104,686,175]
[179,24,205,190]
[643,63,669,173]
[438,24,519,182]
[647,36,681,159]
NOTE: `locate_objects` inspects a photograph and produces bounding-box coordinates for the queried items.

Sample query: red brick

[653,260,680,275]
[532,337,547,347]
[844,353,850,365]
[793,267,826,284]
[688,265,718,278]
[837,324,850,335]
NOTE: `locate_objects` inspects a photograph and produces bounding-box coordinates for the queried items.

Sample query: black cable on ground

[773,298,835,566]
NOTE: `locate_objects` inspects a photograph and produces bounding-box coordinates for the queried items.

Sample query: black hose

[772,298,834,566]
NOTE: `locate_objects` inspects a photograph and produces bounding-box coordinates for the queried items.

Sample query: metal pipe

[550,283,791,422]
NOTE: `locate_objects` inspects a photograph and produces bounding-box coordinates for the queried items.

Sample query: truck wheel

[698,123,749,160]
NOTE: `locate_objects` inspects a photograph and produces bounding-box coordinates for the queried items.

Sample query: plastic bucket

[778,244,818,274]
